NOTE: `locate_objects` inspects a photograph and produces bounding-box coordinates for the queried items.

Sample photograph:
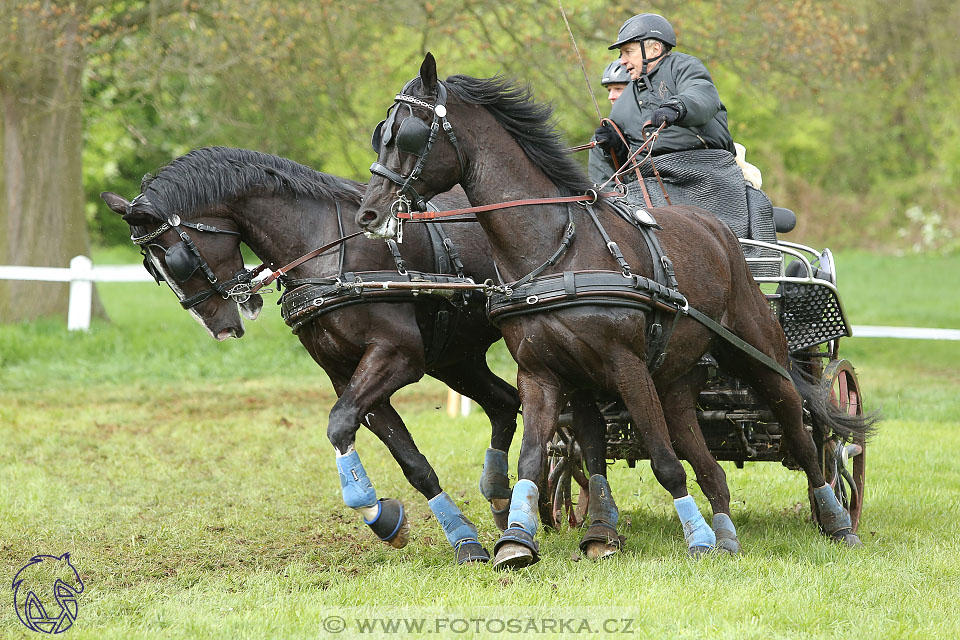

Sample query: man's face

[619,40,663,79]
[606,83,627,105]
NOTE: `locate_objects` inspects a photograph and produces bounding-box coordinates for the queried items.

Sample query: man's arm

[664,55,723,127]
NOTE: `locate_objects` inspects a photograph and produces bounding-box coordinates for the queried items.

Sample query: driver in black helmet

[590,13,735,185]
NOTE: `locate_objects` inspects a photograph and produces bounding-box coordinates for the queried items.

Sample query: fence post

[68,255,93,331]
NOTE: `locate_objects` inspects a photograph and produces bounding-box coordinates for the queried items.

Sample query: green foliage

[8,0,950,250]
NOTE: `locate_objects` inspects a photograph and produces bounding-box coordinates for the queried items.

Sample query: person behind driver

[600,60,630,106]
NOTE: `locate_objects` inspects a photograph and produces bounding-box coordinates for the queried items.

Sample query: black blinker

[371,120,386,153]
[396,116,431,156]
[164,241,201,283]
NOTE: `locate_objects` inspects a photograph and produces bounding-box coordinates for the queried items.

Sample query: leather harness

[278,203,475,369]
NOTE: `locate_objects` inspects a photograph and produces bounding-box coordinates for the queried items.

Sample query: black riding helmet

[608,13,677,50]
[600,61,631,86]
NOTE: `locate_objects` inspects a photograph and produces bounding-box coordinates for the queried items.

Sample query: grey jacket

[590,51,734,185]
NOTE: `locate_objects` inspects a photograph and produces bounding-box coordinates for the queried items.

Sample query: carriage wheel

[812,359,866,532]
[543,426,590,529]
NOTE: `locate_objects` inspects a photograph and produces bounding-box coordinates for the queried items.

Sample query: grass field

[1,250,959,639]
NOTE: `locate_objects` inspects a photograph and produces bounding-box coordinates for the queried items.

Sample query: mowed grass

[1,250,959,639]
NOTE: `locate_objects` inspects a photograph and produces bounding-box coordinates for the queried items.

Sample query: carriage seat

[773,207,796,234]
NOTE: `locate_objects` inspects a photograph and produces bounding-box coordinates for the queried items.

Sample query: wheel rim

[821,359,866,531]
[545,426,589,529]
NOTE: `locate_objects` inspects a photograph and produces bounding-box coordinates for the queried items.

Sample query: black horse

[100,147,522,564]
[356,54,875,569]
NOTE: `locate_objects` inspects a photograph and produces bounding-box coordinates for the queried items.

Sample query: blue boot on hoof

[812,485,861,547]
[478,449,512,531]
[712,513,741,554]
[428,492,489,564]
[579,475,624,559]
[364,498,410,549]
[492,480,540,570]
[674,496,716,558]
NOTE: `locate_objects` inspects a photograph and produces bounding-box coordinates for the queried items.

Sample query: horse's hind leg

[614,356,716,556]
[568,392,624,560]
[660,369,740,553]
[431,355,520,531]
[716,280,861,546]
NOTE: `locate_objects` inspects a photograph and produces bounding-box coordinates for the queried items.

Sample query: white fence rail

[1,256,958,341]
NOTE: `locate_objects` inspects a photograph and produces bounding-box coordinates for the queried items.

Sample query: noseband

[129,197,254,309]
[369,80,466,213]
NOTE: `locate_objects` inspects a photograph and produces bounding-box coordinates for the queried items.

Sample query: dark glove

[651,104,681,128]
[594,123,628,162]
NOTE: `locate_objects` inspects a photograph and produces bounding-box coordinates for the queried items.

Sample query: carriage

[542,212,867,532]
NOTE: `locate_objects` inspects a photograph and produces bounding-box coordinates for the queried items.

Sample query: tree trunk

[0,16,104,324]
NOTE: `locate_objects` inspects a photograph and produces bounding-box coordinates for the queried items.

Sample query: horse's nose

[358,208,379,228]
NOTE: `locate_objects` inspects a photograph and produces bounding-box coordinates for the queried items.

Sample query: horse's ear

[100,192,130,215]
[419,52,438,93]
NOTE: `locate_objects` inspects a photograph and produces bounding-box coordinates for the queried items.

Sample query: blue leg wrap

[712,512,737,538]
[813,484,852,531]
[478,448,512,500]
[506,479,539,536]
[588,475,619,527]
[336,450,377,510]
[674,496,716,549]
[428,492,479,547]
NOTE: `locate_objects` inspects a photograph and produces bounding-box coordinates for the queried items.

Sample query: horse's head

[358,53,466,238]
[101,190,262,340]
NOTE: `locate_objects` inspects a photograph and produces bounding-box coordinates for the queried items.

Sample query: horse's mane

[138,147,364,221]
[443,75,593,195]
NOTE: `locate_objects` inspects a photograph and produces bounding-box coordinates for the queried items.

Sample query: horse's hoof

[386,512,410,549]
[493,542,535,570]
[714,532,741,554]
[492,527,540,570]
[579,523,624,560]
[584,540,620,560]
[490,498,510,532]
[456,541,490,564]
[829,528,862,548]
[687,545,714,559]
[367,498,410,549]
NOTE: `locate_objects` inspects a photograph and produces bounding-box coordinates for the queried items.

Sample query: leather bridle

[369,79,466,213]
[129,196,258,309]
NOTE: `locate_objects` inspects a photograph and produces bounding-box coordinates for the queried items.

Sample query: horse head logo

[12,553,84,634]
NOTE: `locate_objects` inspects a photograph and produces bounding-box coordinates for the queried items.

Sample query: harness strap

[385,240,407,275]
[251,231,365,293]
[396,193,619,220]
[509,206,576,289]
[685,306,792,380]
[584,203,632,276]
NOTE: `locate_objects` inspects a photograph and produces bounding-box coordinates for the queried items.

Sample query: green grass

[1,251,959,639]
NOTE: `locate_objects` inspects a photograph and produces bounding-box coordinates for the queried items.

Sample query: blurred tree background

[2,0,958,319]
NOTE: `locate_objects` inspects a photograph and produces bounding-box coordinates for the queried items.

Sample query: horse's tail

[788,357,880,442]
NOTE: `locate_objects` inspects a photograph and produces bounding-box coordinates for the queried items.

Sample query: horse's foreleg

[492,373,564,570]
[660,370,739,554]
[325,346,424,550]
[616,357,715,557]
[569,392,624,560]
[431,356,520,531]
[365,403,489,563]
